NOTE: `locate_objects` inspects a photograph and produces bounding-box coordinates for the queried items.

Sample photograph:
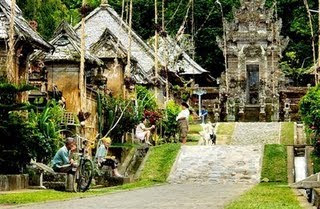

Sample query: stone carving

[216,0,287,121]
[259,93,266,114]
[284,98,291,122]
[239,94,245,114]
[227,98,236,121]
[214,112,220,123]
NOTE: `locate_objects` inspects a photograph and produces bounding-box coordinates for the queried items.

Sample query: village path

[5,183,252,209]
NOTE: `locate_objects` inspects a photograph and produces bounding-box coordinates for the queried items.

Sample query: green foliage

[17,0,316,79]
[226,183,302,209]
[136,85,157,121]
[162,100,181,140]
[261,144,287,183]
[280,52,311,86]
[28,101,64,163]
[0,100,64,174]
[299,85,320,132]
[102,95,139,142]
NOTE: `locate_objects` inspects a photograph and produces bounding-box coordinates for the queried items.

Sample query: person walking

[176,102,190,144]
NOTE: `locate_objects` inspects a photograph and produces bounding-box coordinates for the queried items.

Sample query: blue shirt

[52,146,70,169]
[96,144,108,163]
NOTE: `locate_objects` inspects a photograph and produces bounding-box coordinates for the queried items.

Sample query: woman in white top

[135,118,155,145]
[176,102,190,144]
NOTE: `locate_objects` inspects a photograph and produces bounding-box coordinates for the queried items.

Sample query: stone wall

[280,87,308,121]
[0,174,29,191]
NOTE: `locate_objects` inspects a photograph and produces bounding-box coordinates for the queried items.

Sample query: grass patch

[188,124,202,134]
[216,123,235,144]
[261,144,287,183]
[0,144,181,205]
[225,183,302,209]
[280,122,294,145]
[0,181,157,205]
[139,143,181,182]
[311,152,320,173]
[216,123,235,136]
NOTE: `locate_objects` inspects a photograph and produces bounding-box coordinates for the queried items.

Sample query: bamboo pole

[162,0,169,103]
[126,0,133,78]
[80,0,86,111]
[7,0,16,83]
[318,0,320,84]
[303,0,316,74]
[154,0,159,99]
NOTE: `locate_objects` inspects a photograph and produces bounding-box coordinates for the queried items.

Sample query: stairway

[231,122,280,145]
[168,145,263,184]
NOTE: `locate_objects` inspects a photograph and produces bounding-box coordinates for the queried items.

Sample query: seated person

[52,137,77,173]
[135,118,155,145]
[96,137,122,178]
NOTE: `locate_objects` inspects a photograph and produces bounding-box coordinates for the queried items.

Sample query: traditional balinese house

[89,28,139,96]
[0,0,52,84]
[31,21,104,141]
[74,1,167,103]
[74,1,211,107]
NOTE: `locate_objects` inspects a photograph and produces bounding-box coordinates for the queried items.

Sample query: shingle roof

[32,21,103,66]
[74,5,155,84]
[157,36,207,75]
[74,4,207,84]
[0,1,52,51]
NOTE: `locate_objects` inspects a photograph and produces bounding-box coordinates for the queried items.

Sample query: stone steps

[168,145,263,184]
[231,122,280,145]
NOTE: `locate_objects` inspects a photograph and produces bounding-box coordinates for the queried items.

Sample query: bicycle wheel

[77,159,94,192]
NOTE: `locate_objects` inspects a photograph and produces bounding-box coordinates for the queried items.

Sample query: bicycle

[73,134,94,192]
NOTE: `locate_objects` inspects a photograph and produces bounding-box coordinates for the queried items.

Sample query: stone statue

[259,94,266,114]
[227,98,236,121]
[239,94,245,114]
[284,98,291,122]
[214,112,220,122]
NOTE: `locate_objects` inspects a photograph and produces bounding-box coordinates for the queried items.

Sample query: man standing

[52,137,77,173]
[176,102,190,144]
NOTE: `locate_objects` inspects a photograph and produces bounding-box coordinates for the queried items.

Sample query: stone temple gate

[217,0,289,122]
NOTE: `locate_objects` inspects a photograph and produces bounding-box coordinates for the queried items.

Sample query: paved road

[6,183,252,209]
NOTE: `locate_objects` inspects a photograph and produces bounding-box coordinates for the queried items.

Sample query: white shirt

[176,109,190,121]
[136,123,146,135]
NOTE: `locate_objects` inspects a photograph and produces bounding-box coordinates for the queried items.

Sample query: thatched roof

[0,1,52,51]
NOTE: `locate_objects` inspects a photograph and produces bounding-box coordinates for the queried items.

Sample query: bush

[300,85,320,132]
[300,85,320,150]
[0,80,64,173]
[162,100,181,141]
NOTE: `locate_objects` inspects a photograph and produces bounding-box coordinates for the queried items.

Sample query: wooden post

[318,0,320,84]
[126,0,133,78]
[154,0,159,99]
[7,0,16,83]
[80,0,86,111]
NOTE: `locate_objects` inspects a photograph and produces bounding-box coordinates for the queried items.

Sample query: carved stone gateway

[217,0,288,121]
